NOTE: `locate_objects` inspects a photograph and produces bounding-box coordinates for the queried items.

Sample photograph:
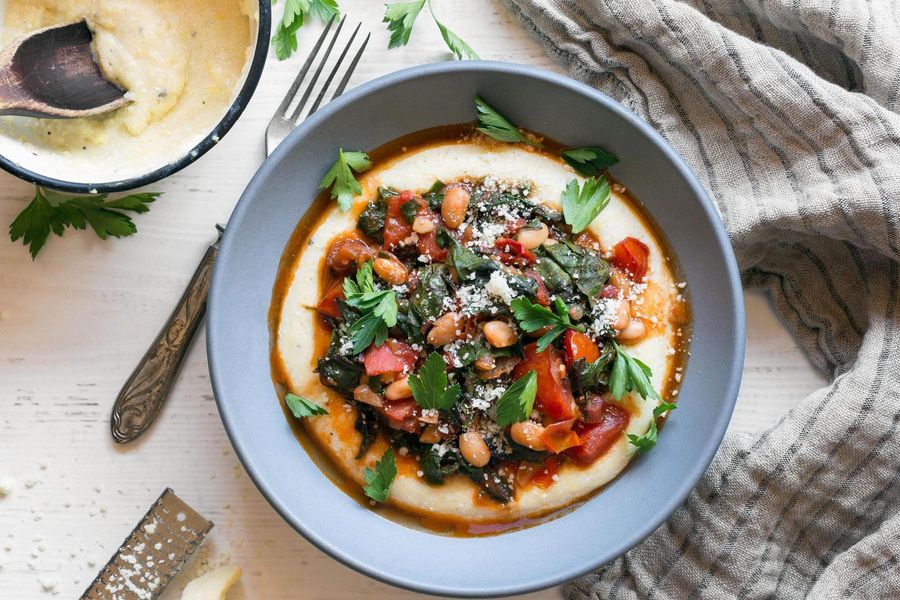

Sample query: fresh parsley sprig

[384,0,425,48]
[627,402,676,454]
[474,97,535,145]
[408,352,460,410]
[319,149,372,212]
[383,0,479,60]
[429,0,479,60]
[272,0,340,60]
[561,147,619,177]
[363,449,397,502]
[9,187,160,259]
[561,176,611,234]
[343,261,398,353]
[495,371,538,427]
[510,297,584,352]
[285,393,328,418]
[609,340,661,402]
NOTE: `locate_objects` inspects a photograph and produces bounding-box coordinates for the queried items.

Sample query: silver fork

[110,17,370,444]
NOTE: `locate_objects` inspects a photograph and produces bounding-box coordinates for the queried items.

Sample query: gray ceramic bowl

[207,61,744,597]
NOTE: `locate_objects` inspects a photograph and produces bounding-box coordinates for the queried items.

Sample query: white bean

[515,223,549,250]
[459,432,491,467]
[510,422,547,451]
[616,318,647,343]
[483,321,518,348]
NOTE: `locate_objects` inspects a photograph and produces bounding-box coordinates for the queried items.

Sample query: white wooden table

[0,1,827,598]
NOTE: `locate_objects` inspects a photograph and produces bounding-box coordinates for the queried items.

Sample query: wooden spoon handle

[110,243,218,444]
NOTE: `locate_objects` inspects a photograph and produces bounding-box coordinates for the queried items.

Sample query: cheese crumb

[485,271,514,305]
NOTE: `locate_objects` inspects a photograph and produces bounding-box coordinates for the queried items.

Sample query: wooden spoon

[0,19,128,119]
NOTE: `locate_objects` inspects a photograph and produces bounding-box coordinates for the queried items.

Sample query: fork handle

[110,244,218,444]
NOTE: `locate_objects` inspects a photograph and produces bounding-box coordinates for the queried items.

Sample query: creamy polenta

[271,130,691,531]
[0,0,257,182]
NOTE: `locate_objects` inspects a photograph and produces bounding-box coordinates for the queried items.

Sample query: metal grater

[80,488,213,600]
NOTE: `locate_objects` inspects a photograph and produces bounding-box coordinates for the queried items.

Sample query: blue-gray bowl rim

[207,60,745,597]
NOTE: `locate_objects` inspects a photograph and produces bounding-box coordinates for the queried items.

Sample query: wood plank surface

[0,1,826,598]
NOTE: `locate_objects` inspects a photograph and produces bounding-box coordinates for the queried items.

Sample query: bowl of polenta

[0,0,271,193]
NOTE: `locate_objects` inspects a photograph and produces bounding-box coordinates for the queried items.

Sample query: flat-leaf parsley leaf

[319,149,372,212]
[475,97,534,145]
[510,297,584,352]
[382,0,478,60]
[561,176,611,234]
[363,449,397,502]
[285,393,328,418]
[343,261,398,353]
[495,371,538,427]
[408,352,460,411]
[9,187,160,259]
[608,340,661,402]
[627,401,677,454]
[428,0,479,60]
[383,0,425,48]
[272,0,340,60]
[561,147,619,177]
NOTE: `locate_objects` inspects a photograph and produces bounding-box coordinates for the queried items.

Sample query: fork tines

[266,15,370,154]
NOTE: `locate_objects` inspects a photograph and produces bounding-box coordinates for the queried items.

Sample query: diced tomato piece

[494,237,536,267]
[562,330,601,368]
[317,279,345,320]
[416,210,448,262]
[363,340,418,376]
[512,343,577,420]
[566,404,630,466]
[530,456,560,489]
[610,237,650,281]
[524,270,551,306]
[600,284,619,299]
[539,419,582,453]
[376,398,421,433]
[383,191,417,250]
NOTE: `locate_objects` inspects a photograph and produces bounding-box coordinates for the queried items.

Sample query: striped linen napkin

[504,0,900,598]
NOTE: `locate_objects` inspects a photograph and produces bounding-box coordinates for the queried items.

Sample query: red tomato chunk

[316,279,345,320]
[363,340,418,376]
[562,330,601,368]
[610,237,650,281]
[377,398,421,433]
[383,191,417,250]
[512,343,577,420]
[494,237,536,267]
[566,403,630,466]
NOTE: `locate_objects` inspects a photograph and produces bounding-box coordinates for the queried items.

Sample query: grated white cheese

[587,298,619,339]
[433,442,452,458]
[468,382,507,412]
[456,284,494,317]
[485,271,514,305]
[467,221,507,248]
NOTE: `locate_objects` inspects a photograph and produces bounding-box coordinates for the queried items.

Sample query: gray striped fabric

[503,0,900,598]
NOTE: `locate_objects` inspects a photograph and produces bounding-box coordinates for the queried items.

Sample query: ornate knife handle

[111,244,218,444]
